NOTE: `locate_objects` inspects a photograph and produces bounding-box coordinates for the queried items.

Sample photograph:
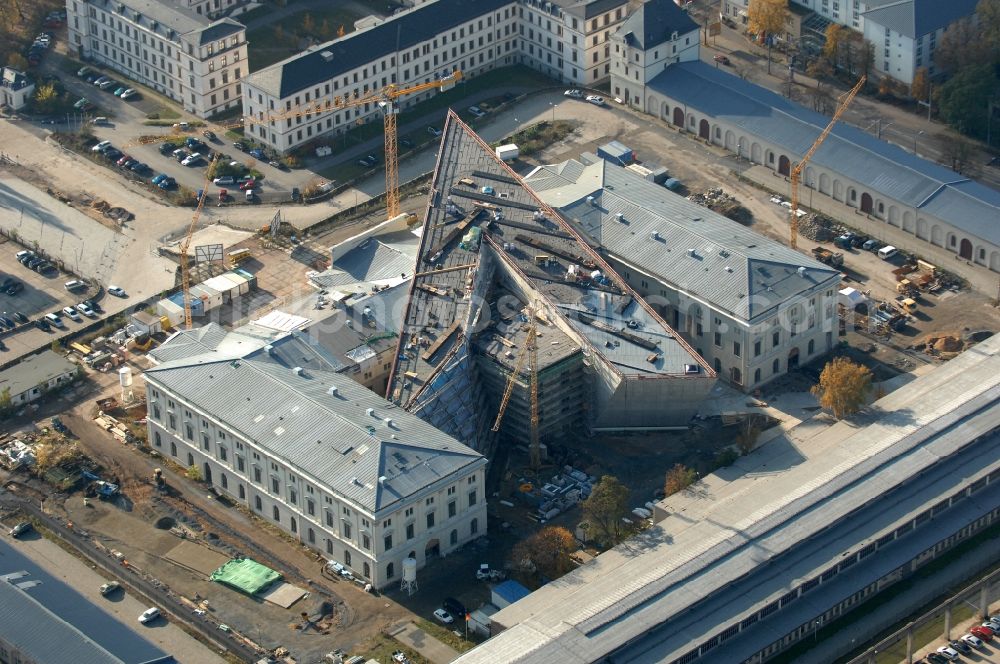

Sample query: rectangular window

[271,477,279,493]
[448,501,457,518]
[714,332,722,347]
[468,490,477,507]
[343,522,351,539]
[426,512,435,529]
[406,523,415,540]
[384,534,393,551]
[733,342,741,357]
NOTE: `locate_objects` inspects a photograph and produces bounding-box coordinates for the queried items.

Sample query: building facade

[0,68,35,111]
[722,0,874,32]
[526,157,842,392]
[65,0,248,118]
[145,326,487,589]
[861,0,979,86]
[241,0,633,154]
[609,0,700,107]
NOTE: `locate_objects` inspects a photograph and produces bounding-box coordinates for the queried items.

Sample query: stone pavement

[389,621,461,664]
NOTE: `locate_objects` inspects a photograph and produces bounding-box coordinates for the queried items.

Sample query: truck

[811,246,844,267]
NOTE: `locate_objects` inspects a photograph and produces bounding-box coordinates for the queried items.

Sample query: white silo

[400,556,418,595]
[118,366,135,404]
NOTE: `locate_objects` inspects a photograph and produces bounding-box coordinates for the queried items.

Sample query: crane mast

[790,75,865,249]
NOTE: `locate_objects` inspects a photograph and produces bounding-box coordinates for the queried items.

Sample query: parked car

[44,312,65,328]
[0,316,13,329]
[239,179,257,190]
[961,633,984,649]
[249,148,266,160]
[172,122,190,130]
[481,186,495,196]
[62,306,82,322]
[467,105,485,118]
[400,137,414,149]
[92,140,112,152]
[12,312,28,324]
[172,148,188,161]
[76,302,96,318]
[152,173,168,185]
[185,137,206,150]
[212,176,235,186]
[357,154,378,167]
[34,261,54,274]
[564,89,583,98]
[64,279,86,291]
[713,54,731,65]
[35,317,52,331]
[427,126,442,137]
[113,86,127,96]
[77,66,93,77]
[433,608,454,624]
[8,521,32,538]
[93,75,110,86]
[181,152,202,166]
[108,285,127,297]
[16,250,34,262]
[98,79,117,90]
[117,154,133,167]
[5,281,23,296]
[936,646,960,661]
[923,653,947,664]
[104,149,123,162]
[585,95,606,106]
[130,162,149,173]
[120,89,137,100]
[158,177,176,189]
[948,640,971,655]
[970,625,994,641]
[233,141,247,151]
[203,130,216,141]
[99,581,121,596]
[138,607,160,624]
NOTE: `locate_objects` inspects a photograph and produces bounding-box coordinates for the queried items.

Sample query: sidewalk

[388,621,460,664]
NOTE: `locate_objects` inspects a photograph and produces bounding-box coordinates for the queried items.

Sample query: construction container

[156,298,184,326]
[495,144,519,161]
[597,140,635,165]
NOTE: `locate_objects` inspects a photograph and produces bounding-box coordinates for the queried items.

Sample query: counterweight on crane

[789,75,865,249]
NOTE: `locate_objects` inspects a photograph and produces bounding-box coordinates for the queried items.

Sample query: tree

[806,57,832,81]
[811,357,872,419]
[663,463,697,497]
[33,82,60,115]
[937,133,975,174]
[301,12,315,36]
[748,0,788,73]
[936,63,1000,140]
[337,24,345,38]
[581,475,630,548]
[319,18,332,40]
[736,415,764,455]
[934,17,988,73]
[980,0,1000,47]
[822,24,845,67]
[851,39,874,79]
[186,465,203,482]
[509,526,576,581]
[6,53,27,71]
[910,66,929,103]
[0,387,11,416]
[811,82,834,114]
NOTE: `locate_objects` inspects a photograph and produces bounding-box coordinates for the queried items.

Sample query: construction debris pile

[688,188,753,225]
[91,199,134,224]
[796,212,841,241]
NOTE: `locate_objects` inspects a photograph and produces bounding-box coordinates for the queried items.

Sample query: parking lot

[0,238,103,358]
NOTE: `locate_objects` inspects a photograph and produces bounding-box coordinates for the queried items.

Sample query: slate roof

[145,324,484,514]
[0,350,77,399]
[861,0,979,38]
[620,0,698,50]
[245,0,512,99]
[546,0,628,20]
[647,61,1000,244]
[525,158,840,322]
[87,0,242,45]
[0,540,170,664]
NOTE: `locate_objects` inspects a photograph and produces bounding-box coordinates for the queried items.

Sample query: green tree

[976,0,1000,53]
[33,82,60,114]
[934,17,988,73]
[582,475,630,548]
[663,463,697,497]
[811,357,872,419]
[509,526,577,582]
[186,465,203,482]
[936,63,1000,140]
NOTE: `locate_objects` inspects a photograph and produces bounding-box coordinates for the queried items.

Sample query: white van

[877,245,898,260]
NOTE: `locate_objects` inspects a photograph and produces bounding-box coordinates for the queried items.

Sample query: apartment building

[862,0,979,85]
[241,0,631,153]
[722,0,876,32]
[65,0,248,118]
[144,324,487,588]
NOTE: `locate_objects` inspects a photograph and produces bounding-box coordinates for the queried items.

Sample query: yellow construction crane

[491,306,543,470]
[124,71,463,219]
[180,154,221,329]
[789,75,865,249]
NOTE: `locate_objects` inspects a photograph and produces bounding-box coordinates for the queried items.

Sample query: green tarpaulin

[210,558,282,595]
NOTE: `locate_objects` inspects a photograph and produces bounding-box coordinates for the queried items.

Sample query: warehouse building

[66,0,248,118]
[525,154,842,391]
[241,0,634,153]
[385,111,714,456]
[453,334,1000,664]
[144,324,487,588]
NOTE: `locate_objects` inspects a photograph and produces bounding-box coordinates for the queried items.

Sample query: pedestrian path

[389,621,461,664]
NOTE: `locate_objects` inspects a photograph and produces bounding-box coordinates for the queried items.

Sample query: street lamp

[913,130,924,157]
[549,102,556,123]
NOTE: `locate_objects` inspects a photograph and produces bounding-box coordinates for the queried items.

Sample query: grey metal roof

[332,233,418,283]
[454,335,1000,663]
[861,0,979,38]
[0,540,170,664]
[245,0,513,99]
[620,0,698,50]
[525,159,840,322]
[545,0,628,20]
[145,325,483,514]
[88,0,241,43]
[647,61,1000,244]
[0,350,77,399]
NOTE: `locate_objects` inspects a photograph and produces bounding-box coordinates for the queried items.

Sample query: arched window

[387,562,395,579]
[363,562,371,578]
[254,496,262,511]
[272,505,279,521]
[308,528,315,543]
[290,517,297,533]
[345,550,351,566]
[808,340,815,355]
[471,518,479,535]
[754,368,761,384]
[221,473,228,489]
[450,529,459,545]
[238,484,245,499]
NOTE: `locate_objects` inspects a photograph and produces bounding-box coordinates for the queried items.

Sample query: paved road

[0,518,229,664]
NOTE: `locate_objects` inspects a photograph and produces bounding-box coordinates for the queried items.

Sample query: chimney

[292,366,303,375]
[366,407,375,417]
[615,212,625,223]
[797,266,807,276]
[327,386,338,397]
[384,417,393,428]
[688,249,697,257]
